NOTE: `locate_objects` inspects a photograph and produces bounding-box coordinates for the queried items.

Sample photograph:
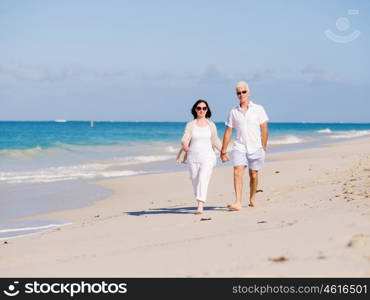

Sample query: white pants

[187,161,214,202]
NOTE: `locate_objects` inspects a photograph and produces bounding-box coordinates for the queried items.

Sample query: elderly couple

[177,81,269,214]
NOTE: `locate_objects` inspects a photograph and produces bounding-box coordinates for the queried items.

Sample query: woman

[179,99,222,214]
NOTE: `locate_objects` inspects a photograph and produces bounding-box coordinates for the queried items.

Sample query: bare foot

[227,204,241,211]
[249,199,256,207]
[227,203,241,208]
[195,200,204,215]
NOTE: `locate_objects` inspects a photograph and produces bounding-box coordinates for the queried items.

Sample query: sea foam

[0,154,174,183]
[316,128,332,133]
[0,222,71,240]
[330,130,370,139]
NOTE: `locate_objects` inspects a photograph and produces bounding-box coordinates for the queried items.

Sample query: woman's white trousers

[187,160,214,202]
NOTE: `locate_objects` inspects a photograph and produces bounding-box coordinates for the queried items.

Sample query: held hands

[220,152,229,163]
[183,145,190,152]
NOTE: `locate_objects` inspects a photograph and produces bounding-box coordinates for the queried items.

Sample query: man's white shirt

[225,101,269,154]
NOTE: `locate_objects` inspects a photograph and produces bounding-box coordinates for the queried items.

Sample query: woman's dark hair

[191,99,212,119]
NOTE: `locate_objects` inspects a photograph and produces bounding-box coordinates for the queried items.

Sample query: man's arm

[220,126,232,162]
[260,122,268,150]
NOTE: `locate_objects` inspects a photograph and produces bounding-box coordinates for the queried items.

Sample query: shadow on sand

[125,206,227,216]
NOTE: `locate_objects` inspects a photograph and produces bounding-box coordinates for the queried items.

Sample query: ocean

[1,121,370,239]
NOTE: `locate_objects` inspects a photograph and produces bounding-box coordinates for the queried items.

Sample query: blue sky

[0,0,369,122]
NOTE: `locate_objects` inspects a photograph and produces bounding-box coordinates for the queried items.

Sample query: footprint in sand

[347,234,370,248]
[269,256,288,263]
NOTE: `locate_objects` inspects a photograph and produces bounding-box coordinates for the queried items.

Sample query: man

[220,81,269,210]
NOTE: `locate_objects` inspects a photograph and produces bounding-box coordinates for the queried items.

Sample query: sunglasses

[237,90,247,96]
[196,106,208,111]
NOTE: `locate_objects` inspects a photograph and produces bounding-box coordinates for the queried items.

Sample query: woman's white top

[187,124,216,163]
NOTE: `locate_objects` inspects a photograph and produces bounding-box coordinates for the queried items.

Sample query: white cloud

[301,65,349,84]
[0,64,128,83]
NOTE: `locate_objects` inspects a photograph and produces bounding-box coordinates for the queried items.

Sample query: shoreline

[0,137,369,277]
[11,135,368,225]
[0,179,112,240]
[1,134,360,239]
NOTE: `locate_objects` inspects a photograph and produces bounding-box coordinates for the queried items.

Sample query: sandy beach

[0,138,369,277]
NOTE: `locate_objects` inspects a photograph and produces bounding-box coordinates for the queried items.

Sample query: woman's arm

[210,122,222,151]
[181,122,192,151]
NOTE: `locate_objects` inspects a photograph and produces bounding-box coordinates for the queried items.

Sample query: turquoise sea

[1,121,369,239]
[1,121,370,180]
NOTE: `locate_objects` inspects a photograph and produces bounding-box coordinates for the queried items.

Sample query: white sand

[0,138,369,277]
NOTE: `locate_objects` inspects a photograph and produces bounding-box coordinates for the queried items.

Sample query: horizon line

[0,120,370,124]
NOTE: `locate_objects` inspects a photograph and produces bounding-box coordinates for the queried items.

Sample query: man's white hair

[235,81,250,90]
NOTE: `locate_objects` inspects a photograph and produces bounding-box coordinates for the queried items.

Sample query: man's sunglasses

[196,106,208,111]
[237,90,247,96]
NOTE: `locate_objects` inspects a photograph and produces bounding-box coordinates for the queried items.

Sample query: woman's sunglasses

[196,106,208,111]
[237,90,247,96]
